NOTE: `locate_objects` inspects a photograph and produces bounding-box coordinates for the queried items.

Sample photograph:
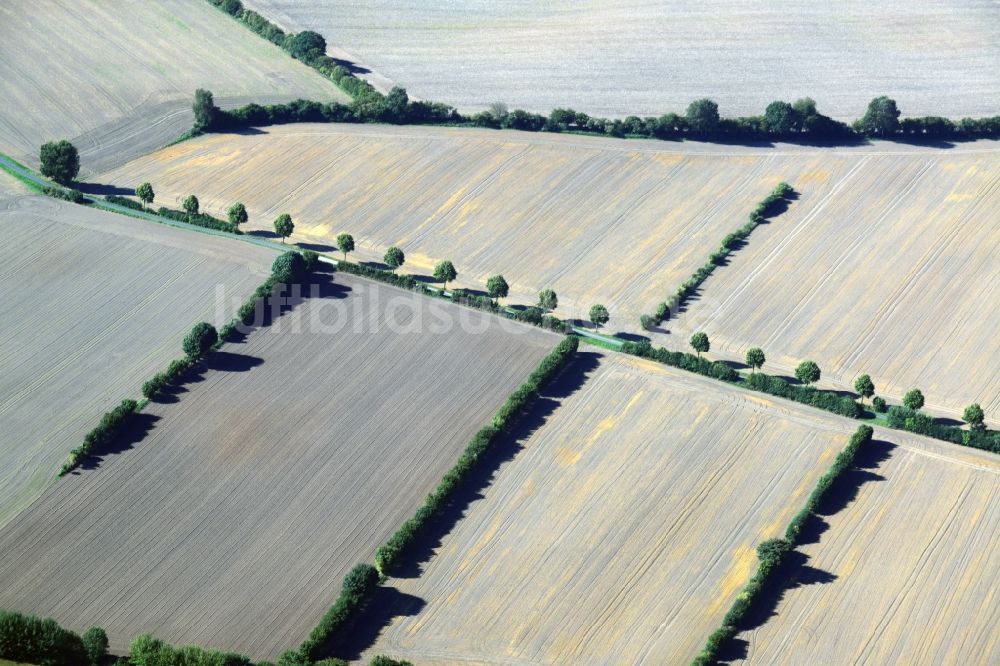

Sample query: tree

[288,30,326,60]
[369,658,414,666]
[227,202,248,228]
[690,331,710,357]
[486,274,509,304]
[745,347,766,374]
[538,288,558,312]
[963,403,985,430]
[336,233,355,261]
[764,101,797,134]
[193,88,218,132]
[39,140,80,184]
[488,101,509,122]
[854,374,875,404]
[384,246,405,272]
[903,388,925,411]
[858,96,900,136]
[272,251,306,283]
[685,98,720,133]
[434,260,457,291]
[588,303,610,328]
[794,360,821,385]
[82,626,109,666]
[135,182,155,209]
[274,213,294,243]
[385,86,409,122]
[182,322,218,358]
[182,194,199,216]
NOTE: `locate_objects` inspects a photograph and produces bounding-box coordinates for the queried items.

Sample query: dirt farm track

[103,126,1000,421]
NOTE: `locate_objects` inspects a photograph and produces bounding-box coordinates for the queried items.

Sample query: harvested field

[98,124,875,330]
[0,194,274,528]
[103,128,1000,418]
[242,0,1000,119]
[362,351,865,665]
[0,0,343,176]
[0,273,557,660]
[666,149,1000,422]
[732,427,1000,665]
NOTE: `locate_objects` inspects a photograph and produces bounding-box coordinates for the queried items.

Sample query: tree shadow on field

[297,241,337,253]
[322,586,426,662]
[389,351,603,581]
[328,56,371,76]
[613,331,650,344]
[75,181,134,196]
[76,412,160,471]
[151,351,265,404]
[247,229,280,239]
[718,438,896,663]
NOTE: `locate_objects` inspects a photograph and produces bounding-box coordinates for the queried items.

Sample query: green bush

[129,633,254,665]
[59,399,139,475]
[298,564,379,661]
[0,609,89,665]
[183,322,219,359]
[42,185,84,203]
[272,251,307,283]
[872,396,887,413]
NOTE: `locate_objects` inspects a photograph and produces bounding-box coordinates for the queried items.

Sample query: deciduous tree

[135,182,155,209]
[486,274,509,303]
[538,288,558,312]
[384,245,405,272]
[182,194,199,216]
[854,374,875,403]
[228,202,248,227]
[745,347,766,374]
[589,303,610,328]
[39,140,79,184]
[182,322,218,359]
[686,98,720,133]
[690,331,710,357]
[903,388,925,410]
[963,403,985,430]
[434,260,457,291]
[794,360,821,385]
[336,233,355,261]
[274,213,294,243]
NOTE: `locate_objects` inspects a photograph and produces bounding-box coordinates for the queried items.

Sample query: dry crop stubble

[362,351,868,665]
[241,0,999,119]
[666,150,1000,422]
[102,124,882,332]
[0,194,274,528]
[0,0,343,176]
[0,273,557,660]
[731,427,1000,665]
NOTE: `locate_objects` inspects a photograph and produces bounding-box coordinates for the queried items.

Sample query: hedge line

[294,564,380,663]
[0,608,90,666]
[58,252,316,476]
[57,398,139,476]
[374,335,579,576]
[692,425,873,666]
[644,182,794,329]
[330,260,571,334]
[130,632,257,666]
[619,340,860,419]
[886,406,999,453]
[202,2,1000,142]
[104,195,240,233]
[42,185,84,203]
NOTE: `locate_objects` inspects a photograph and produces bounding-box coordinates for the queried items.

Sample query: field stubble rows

[0,273,557,660]
[103,125,1000,420]
[242,0,1000,119]
[733,426,1000,665]
[363,351,866,665]
[0,194,274,528]
[0,0,343,176]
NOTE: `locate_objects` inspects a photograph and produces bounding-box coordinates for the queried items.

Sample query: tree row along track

[362,351,874,665]
[100,125,1000,337]
[659,148,1000,424]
